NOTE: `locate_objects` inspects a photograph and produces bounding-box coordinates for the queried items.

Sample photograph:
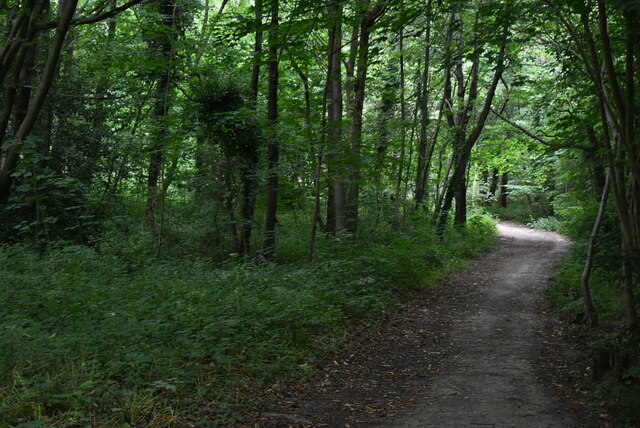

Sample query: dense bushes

[0,213,496,426]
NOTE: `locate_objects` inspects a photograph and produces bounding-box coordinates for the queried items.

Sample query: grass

[0,212,497,426]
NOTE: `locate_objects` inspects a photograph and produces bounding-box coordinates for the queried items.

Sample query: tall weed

[0,214,496,425]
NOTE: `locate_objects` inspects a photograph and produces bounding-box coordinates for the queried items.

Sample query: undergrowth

[550,240,640,426]
[0,212,496,426]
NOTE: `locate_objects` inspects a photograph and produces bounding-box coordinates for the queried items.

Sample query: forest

[0,0,638,425]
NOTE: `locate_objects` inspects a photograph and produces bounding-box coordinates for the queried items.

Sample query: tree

[545,0,639,330]
[413,0,433,211]
[263,0,279,256]
[344,0,386,235]
[435,4,511,232]
[326,0,346,234]
[145,0,185,227]
[0,0,144,205]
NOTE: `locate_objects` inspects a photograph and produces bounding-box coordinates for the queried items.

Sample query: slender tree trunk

[414,6,432,210]
[308,75,327,261]
[224,154,238,248]
[401,102,420,210]
[146,0,178,226]
[263,0,279,256]
[326,1,345,233]
[394,14,406,207]
[575,2,639,330]
[483,168,499,206]
[581,170,611,328]
[345,1,384,235]
[498,172,508,208]
[249,0,262,105]
[238,0,263,255]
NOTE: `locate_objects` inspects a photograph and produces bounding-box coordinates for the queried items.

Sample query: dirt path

[251,222,592,427]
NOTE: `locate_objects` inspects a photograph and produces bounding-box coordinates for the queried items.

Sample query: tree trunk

[308,76,326,261]
[326,1,345,234]
[145,0,179,227]
[487,168,499,203]
[224,154,238,249]
[454,166,468,225]
[0,0,77,202]
[581,170,610,328]
[498,172,508,208]
[394,8,406,207]
[249,0,262,105]
[413,5,432,210]
[263,0,279,256]
[576,2,639,331]
[238,0,263,255]
[436,26,507,234]
[345,1,384,235]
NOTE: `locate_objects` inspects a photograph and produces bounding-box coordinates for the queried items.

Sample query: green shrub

[528,216,563,232]
[0,216,496,426]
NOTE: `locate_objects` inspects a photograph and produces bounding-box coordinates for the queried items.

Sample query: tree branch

[490,107,588,150]
[36,0,146,30]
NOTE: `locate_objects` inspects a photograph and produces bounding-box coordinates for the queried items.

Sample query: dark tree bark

[498,172,508,208]
[308,69,328,261]
[485,168,499,204]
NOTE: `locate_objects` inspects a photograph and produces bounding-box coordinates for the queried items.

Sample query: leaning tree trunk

[0,0,78,202]
[581,170,611,328]
[436,36,507,234]
[574,0,640,330]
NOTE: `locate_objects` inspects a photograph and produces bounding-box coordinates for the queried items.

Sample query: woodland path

[251,222,594,427]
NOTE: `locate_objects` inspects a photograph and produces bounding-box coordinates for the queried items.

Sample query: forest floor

[245,222,602,427]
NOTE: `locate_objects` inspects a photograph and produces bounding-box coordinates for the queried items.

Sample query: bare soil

[247,222,597,427]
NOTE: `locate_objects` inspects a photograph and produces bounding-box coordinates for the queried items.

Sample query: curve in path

[254,222,589,427]
[388,222,574,427]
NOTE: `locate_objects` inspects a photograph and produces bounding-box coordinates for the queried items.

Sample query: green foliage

[0,137,104,244]
[0,214,496,425]
[1,0,634,423]
[527,216,563,232]
[550,243,640,423]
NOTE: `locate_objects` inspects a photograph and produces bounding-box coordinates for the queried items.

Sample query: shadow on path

[251,222,592,427]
